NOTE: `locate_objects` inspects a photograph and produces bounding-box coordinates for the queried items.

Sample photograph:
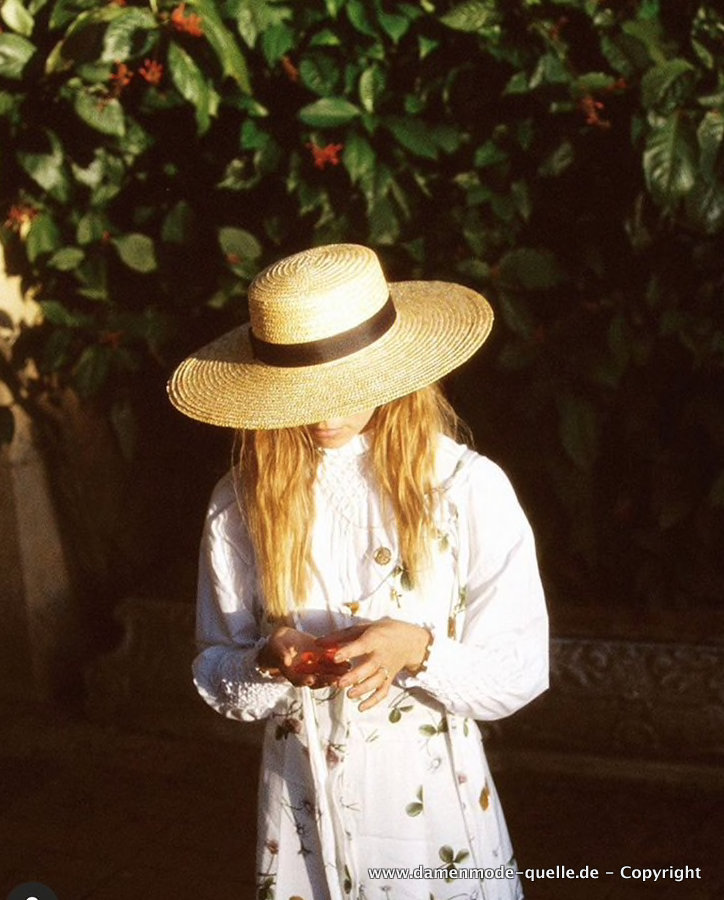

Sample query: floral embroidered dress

[194,434,548,900]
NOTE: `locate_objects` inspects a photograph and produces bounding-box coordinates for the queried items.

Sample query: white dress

[193,434,548,900]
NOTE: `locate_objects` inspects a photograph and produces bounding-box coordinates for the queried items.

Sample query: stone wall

[85,596,724,782]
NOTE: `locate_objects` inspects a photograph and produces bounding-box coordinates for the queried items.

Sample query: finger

[345,663,390,698]
[316,626,367,646]
[329,637,372,665]
[337,658,377,690]
[358,677,392,712]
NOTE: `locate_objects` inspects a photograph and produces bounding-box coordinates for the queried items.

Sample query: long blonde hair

[234,383,466,619]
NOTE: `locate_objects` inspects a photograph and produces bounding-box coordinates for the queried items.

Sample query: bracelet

[409,627,434,675]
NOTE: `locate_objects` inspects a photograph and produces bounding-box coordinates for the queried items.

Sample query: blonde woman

[169,244,548,900]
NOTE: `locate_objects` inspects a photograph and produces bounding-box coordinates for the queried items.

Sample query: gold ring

[379,665,391,681]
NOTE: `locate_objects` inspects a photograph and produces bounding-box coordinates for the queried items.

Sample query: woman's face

[308,408,376,449]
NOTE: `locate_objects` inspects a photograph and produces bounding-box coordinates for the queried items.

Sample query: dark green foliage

[1,0,723,610]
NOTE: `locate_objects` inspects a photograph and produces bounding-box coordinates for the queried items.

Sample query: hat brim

[167,280,493,430]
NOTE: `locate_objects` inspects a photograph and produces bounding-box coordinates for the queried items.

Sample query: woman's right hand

[257,626,349,688]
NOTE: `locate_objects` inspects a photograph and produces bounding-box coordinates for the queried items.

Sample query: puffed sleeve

[399,454,549,721]
[192,474,295,721]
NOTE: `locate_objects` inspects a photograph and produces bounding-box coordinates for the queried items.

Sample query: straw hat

[168,243,493,429]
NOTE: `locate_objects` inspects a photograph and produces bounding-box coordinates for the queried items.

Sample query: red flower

[281,55,299,83]
[99,330,124,349]
[171,3,204,37]
[3,204,38,234]
[139,59,164,86]
[307,141,344,170]
[109,61,133,95]
[579,94,610,129]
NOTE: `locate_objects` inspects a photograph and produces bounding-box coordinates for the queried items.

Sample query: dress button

[374,546,392,565]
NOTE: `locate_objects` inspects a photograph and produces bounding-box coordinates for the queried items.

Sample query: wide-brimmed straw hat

[168,243,493,429]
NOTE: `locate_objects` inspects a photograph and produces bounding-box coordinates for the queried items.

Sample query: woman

[168,244,548,900]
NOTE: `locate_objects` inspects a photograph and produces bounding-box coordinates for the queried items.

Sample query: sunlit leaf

[643,112,698,208]
[101,7,157,62]
[440,0,501,33]
[112,233,157,273]
[189,0,251,92]
[73,92,126,136]
[1,0,35,36]
[298,96,360,127]
[640,58,695,112]
[0,32,35,78]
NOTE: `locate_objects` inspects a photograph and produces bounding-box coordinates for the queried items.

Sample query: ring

[379,666,391,681]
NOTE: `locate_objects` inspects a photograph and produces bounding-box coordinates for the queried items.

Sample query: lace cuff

[193,638,294,722]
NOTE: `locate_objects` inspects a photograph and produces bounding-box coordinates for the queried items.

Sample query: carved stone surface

[491,639,724,764]
[85,600,724,766]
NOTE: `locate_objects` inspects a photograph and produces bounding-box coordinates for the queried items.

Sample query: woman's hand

[258,626,349,689]
[317,618,431,711]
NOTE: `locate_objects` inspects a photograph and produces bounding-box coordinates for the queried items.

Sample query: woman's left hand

[317,618,431,711]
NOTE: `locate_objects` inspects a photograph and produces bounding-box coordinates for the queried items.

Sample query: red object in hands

[290,645,343,675]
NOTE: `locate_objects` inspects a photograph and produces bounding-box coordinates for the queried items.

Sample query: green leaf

[101,7,157,62]
[1,0,35,36]
[503,70,529,95]
[46,5,123,72]
[384,115,438,160]
[189,0,251,92]
[74,344,111,397]
[299,54,340,97]
[112,233,157,273]
[40,299,91,327]
[261,22,293,65]
[73,91,126,136]
[440,0,501,33]
[497,292,534,339]
[643,112,698,209]
[439,845,454,864]
[298,97,361,128]
[26,213,61,261]
[697,109,724,178]
[558,394,598,470]
[49,0,98,30]
[405,802,423,816]
[573,72,617,96]
[499,248,565,290]
[621,18,667,66]
[529,52,568,88]
[640,59,695,112]
[343,132,375,184]
[162,201,195,244]
[346,0,376,38]
[0,32,35,78]
[474,139,507,168]
[684,177,724,235]
[377,10,409,43]
[218,226,262,262]
[17,130,70,202]
[0,407,15,445]
[48,246,85,270]
[538,140,574,178]
[358,64,384,113]
[168,41,218,134]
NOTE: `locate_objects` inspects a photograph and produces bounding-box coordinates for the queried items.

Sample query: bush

[1,0,723,612]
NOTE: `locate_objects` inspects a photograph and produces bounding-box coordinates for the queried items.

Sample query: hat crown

[249,244,389,345]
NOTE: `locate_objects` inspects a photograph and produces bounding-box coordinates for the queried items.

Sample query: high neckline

[317,432,371,459]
